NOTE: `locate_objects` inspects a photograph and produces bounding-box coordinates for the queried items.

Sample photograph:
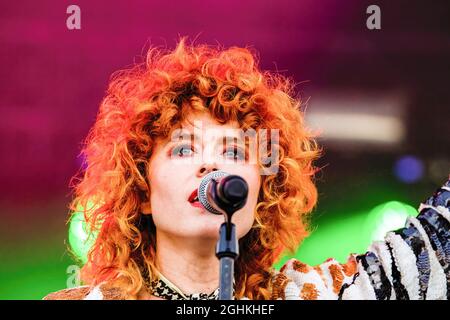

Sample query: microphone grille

[198,170,229,215]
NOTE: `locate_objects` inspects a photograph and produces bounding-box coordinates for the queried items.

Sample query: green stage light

[68,201,99,264]
[365,201,417,242]
[275,201,419,269]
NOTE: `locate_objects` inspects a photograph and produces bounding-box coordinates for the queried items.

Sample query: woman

[44,38,450,300]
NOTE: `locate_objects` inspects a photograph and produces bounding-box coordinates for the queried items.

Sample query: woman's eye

[224,147,245,160]
[172,145,194,157]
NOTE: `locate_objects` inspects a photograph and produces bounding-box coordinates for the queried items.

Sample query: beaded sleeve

[272,177,450,300]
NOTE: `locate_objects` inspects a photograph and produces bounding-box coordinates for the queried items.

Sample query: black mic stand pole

[216,211,238,300]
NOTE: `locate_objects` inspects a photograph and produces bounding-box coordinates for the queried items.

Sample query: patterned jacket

[44,178,450,300]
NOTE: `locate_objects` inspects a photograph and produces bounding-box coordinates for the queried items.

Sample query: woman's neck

[155,232,220,295]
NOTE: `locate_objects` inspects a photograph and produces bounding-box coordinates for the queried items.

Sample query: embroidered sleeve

[274,177,450,300]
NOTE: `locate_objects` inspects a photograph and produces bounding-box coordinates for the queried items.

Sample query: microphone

[198,170,249,220]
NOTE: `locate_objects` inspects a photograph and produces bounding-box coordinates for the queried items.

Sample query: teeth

[194,196,199,202]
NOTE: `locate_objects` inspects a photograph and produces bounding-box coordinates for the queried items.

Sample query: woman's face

[145,112,261,241]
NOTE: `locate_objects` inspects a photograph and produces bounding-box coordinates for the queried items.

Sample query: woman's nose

[197,162,219,177]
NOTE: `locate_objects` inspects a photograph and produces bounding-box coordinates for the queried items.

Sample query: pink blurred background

[0,0,449,298]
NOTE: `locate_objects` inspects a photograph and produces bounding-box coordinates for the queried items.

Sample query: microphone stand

[216,212,238,300]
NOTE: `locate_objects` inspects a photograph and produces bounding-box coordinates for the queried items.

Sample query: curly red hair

[70,37,320,299]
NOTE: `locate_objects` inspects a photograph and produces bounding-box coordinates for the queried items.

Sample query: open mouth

[188,188,204,209]
[188,189,199,203]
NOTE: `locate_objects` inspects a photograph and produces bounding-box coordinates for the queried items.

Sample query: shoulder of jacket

[42,281,130,300]
[42,285,92,300]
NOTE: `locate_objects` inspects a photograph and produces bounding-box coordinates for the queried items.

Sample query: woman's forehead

[183,112,240,130]
[177,112,243,140]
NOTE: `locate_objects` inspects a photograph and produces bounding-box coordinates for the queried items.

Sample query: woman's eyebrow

[173,132,245,145]
[167,132,199,144]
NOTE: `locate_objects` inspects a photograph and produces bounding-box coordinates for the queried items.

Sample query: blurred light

[394,155,424,183]
[365,201,417,242]
[68,201,99,264]
[308,112,405,144]
[305,92,407,146]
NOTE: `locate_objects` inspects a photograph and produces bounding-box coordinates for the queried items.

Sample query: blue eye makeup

[169,143,247,161]
[171,144,195,157]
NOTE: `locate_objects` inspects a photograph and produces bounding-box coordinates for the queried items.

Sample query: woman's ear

[140,178,151,215]
[141,201,152,215]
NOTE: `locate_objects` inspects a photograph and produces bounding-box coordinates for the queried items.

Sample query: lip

[188,188,205,210]
[188,189,198,203]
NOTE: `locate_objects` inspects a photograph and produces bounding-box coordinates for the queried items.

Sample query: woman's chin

[199,222,224,238]
[194,222,224,240]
